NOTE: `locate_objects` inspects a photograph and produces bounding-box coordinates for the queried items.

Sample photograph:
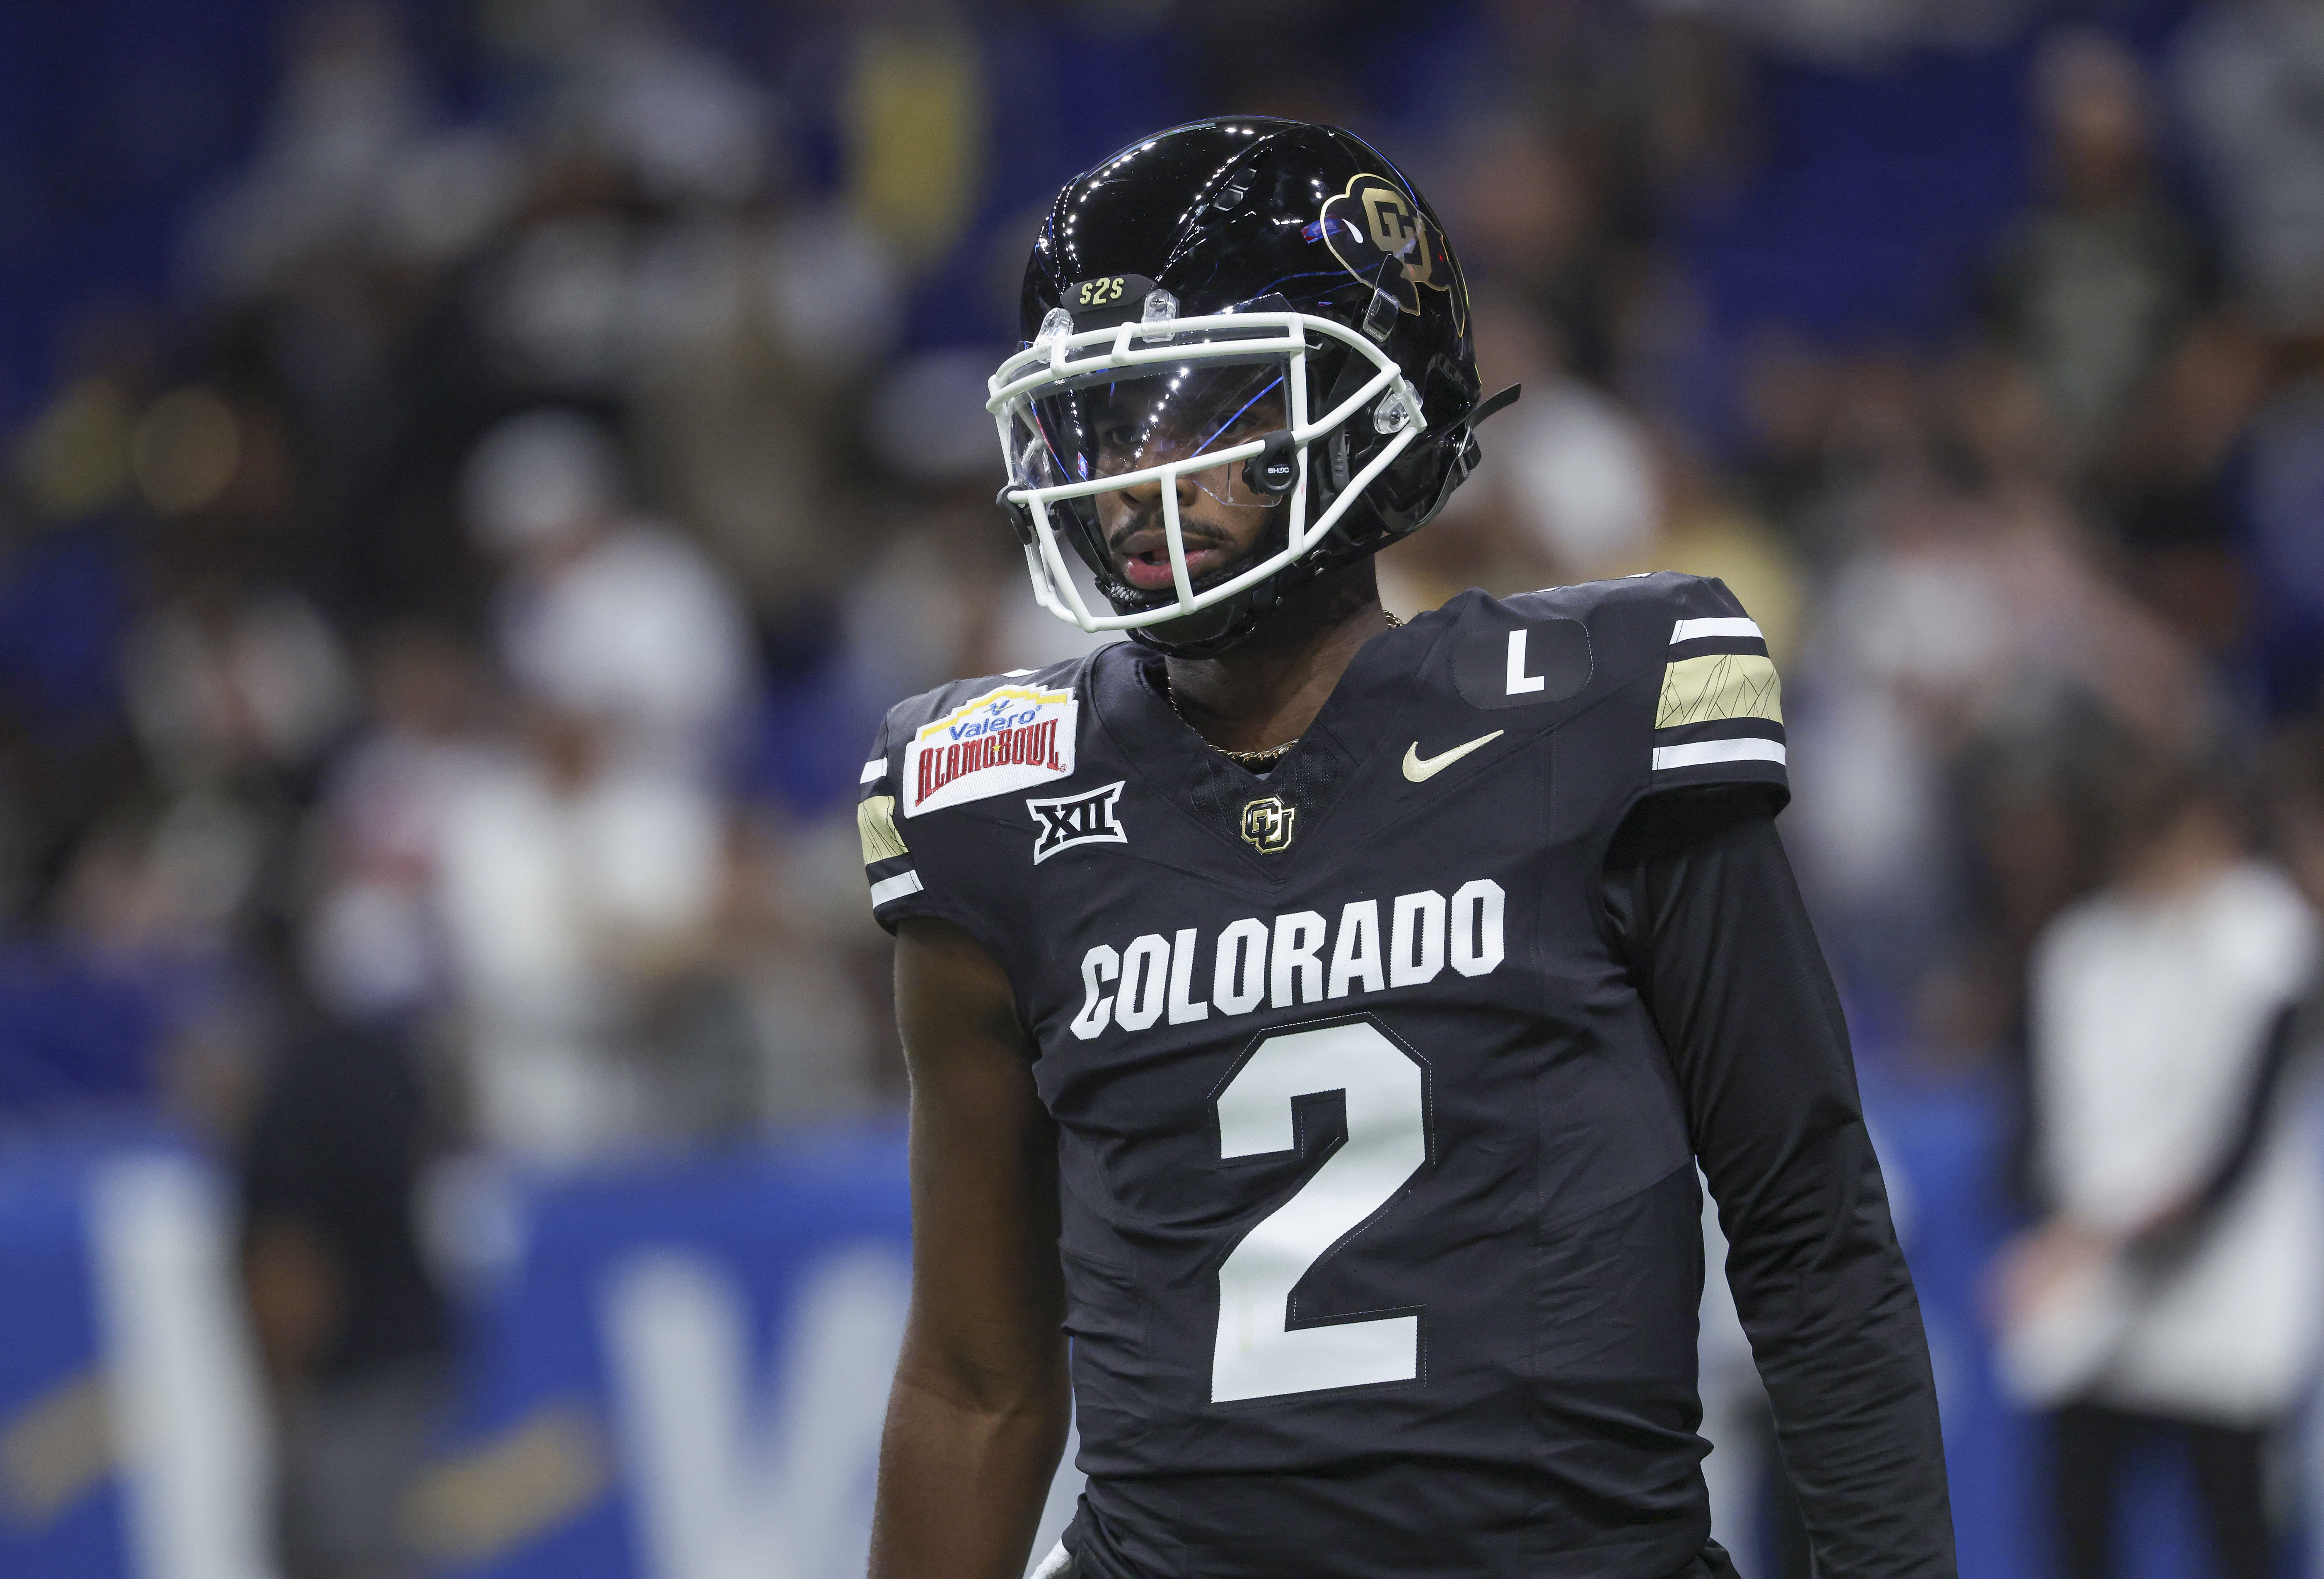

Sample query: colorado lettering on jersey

[904,683,1079,815]
[1070,879,1506,1040]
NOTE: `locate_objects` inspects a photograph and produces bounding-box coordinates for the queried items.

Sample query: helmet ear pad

[1302,343,1457,548]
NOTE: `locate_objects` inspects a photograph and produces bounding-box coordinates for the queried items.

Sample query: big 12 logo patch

[1026,781,1127,864]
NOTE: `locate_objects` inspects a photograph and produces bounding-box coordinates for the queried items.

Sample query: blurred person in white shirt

[2258,726,2324,1579]
[1993,745,2323,1579]
[459,407,754,781]
[431,699,723,1163]
[1464,290,1662,582]
[310,629,735,1165]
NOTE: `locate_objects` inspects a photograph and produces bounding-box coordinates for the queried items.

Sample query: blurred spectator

[1450,290,1660,584]
[2090,314,2269,660]
[1783,361,2204,1017]
[0,847,175,1122]
[431,701,721,1162]
[2176,0,2324,332]
[1437,118,1638,389]
[694,812,880,1127]
[242,1003,449,1579]
[191,0,523,305]
[1989,29,2206,459]
[1729,331,1842,546]
[1993,748,2321,1579]
[122,575,358,789]
[1617,433,1804,662]
[304,627,488,1025]
[0,802,259,1133]
[459,408,753,779]
[515,0,773,208]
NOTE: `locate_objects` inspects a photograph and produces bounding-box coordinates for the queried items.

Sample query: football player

[861,119,1954,1579]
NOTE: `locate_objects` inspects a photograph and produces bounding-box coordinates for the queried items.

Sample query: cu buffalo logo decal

[1313,173,1456,318]
[1239,796,1297,854]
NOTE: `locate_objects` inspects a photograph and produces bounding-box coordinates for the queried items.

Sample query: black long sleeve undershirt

[1603,788,1957,1579]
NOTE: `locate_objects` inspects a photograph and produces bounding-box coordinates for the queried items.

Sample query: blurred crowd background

[4,0,2324,1576]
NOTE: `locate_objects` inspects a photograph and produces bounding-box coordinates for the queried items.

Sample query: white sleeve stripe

[860,759,887,784]
[1652,738,1787,771]
[1669,617,1763,644]
[868,870,925,906]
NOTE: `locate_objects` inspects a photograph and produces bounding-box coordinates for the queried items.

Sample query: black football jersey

[861,574,1795,1579]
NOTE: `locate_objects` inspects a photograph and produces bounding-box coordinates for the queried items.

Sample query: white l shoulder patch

[904,683,1078,815]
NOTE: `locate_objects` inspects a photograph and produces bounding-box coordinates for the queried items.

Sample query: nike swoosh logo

[1402,730,1505,783]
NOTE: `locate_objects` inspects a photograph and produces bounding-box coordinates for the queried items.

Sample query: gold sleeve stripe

[858,795,908,864]
[1656,652,1782,729]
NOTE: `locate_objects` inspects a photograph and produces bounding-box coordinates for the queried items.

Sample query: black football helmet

[988,118,1509,656]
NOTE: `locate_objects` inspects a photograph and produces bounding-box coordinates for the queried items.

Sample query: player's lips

[1113,530,1233,591]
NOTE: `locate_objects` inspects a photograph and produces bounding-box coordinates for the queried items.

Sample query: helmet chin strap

[1134,592,1261,657]
[1121,560,1292,658]
[1125,548,1398,661]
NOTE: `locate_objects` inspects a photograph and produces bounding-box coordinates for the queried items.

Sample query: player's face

[1085,375,1289,595]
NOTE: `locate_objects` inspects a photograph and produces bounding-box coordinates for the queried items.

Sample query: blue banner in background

[417,1128,917,1579]
[0,1133,274,1579]
[0,1103,2278,1579]
[0,1138,130,1579]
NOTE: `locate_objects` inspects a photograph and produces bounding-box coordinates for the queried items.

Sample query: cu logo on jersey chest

[1240,796,1296,853]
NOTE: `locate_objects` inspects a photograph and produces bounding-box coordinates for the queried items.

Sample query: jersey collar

[1083,613,1444,878]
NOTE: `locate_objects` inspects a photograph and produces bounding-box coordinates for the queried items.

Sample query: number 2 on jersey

[1210,1020,1430,1403]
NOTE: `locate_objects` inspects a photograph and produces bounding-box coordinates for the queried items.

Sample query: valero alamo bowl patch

[904,684,1079,815]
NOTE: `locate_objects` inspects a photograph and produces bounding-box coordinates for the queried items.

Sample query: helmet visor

[1007,356,1296,584]
[1028,357,1290,496]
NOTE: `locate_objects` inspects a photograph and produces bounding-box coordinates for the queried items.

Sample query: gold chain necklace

[1164,610,1402,769]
